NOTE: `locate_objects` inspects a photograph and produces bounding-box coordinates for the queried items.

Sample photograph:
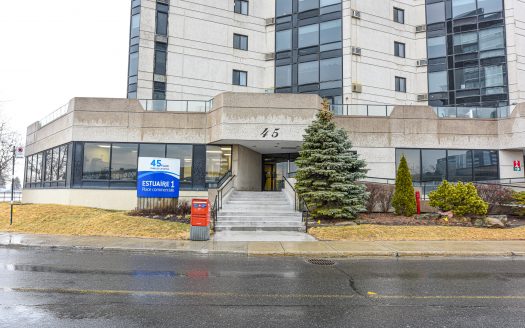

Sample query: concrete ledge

[1,233,524,258]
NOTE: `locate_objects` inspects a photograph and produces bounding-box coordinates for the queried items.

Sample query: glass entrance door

[263,164,276,191]
[262,153,297,191]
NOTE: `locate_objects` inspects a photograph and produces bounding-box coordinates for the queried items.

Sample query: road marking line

[368,295,525,300]
[0,287,355,299]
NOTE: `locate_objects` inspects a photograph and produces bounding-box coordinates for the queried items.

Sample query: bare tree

[0,120,21,186]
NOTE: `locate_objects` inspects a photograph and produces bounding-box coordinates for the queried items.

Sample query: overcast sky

[0,0,130,137]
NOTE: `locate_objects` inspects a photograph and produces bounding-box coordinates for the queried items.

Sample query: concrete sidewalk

[1,233,524,257]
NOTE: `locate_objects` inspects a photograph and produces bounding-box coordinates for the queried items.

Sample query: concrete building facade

[22,0,525,210]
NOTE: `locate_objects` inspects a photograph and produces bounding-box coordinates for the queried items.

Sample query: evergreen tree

[392,155,417,216]
[295,99,368,220]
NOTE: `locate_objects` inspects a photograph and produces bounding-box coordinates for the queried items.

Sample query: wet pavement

[0,248,525,327]
[2,233,524,257]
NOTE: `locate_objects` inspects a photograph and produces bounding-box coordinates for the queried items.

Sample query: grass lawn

[309,224,525,241]
[0,203,190,240]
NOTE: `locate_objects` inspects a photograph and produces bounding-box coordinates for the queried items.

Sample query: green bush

[392,155,416,216]
[429,180,488,217]
[513,191,525,216]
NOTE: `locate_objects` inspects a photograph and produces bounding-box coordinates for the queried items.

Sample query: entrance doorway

[262,153,298,191]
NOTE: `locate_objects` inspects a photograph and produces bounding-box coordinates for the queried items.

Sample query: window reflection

[140,144,165,157]
[422,150,447,181]
[276,0,292,17]
[447,150,473,182]
[111,144,138,181]
[167,145,193,187]
[206,146,232,183]
[298,24,319,48]
[83,143,111,180]
[395,149,421,182]
[276,30,292,52]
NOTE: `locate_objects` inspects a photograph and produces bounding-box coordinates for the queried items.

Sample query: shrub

[177,201,191,219]
[429,180,488,217]
[392,155,416,216]
[378,184,395,213]
[513,191,525,216]
[363,183,394,213]
[474,184,514,213]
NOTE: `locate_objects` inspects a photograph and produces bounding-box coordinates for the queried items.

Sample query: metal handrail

[211,171,236,232]
[283,175,311,233]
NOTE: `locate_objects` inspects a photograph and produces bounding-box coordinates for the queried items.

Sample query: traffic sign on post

[15,146,24,159]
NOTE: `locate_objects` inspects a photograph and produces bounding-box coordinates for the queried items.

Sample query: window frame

[395,76,407,93]
[393,7,405,24]
[233,33,248,51]
[394,41,406,58]
[232,69,248,86]
[234,0,249,15]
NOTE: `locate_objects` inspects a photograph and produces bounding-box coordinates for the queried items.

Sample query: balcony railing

[139,99,213,112]
[39,103,69,127]
[433,105,514,119]
[330,104,395,117]
[330,104,516,119]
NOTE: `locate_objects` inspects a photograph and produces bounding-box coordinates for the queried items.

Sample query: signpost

[137,157,181,199]
[10,146,23,225]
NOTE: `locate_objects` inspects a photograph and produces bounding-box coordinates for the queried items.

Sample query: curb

[1,243,523,258]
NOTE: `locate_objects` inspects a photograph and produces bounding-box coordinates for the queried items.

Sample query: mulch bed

[314,213,525,228]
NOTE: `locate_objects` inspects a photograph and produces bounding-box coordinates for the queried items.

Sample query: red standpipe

[415,191,421,215]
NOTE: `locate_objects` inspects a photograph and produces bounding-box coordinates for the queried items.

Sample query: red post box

[415,191,421,215]
[191,199,210,227]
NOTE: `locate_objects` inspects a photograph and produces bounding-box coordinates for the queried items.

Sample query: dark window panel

[154,42,167,75]
[83,143,110,180]
[422,149,447,182]
[234,0,249,15]
[167,145,193,188]
[394,41,406,58]
[426,2,445,24]
[395,76,406,92]
[140,144,166,158]
[275,65,292,87]
[233,34,248,50]
[156,11,168,36]
[395,149,421,182]
[276,0,292,17]
[299,0,319,12]
[447,150,473,182]
[319,19,341,45]
[232,70,248,86]
[393,7,405,24]
[111,144,138,181]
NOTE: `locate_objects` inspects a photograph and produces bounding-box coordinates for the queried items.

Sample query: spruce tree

[392,155,417,216]
[295,99,368,220]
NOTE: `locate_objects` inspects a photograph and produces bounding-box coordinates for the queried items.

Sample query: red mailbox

[191,199,210,227]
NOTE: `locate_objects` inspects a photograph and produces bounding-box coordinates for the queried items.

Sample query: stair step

[218,212,301,216]
[217,191,303,232]
[215,226,306,232]
[217,217,302,222]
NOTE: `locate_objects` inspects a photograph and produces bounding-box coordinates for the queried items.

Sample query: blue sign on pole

[137,157,181,198]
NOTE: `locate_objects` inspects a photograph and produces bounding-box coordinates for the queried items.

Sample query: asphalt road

[0,248,524,327]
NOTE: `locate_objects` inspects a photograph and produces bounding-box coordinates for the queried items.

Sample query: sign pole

[10,146,15,225]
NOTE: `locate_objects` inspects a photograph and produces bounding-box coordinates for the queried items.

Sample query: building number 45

[261,128,280,138]
[151,159,162,167]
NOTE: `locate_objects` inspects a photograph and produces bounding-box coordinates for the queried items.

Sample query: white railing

[39,103,70,127]
[139,99,213,112]
[0,191,22,202]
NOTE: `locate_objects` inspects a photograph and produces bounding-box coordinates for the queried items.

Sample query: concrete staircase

[215,191,304,232]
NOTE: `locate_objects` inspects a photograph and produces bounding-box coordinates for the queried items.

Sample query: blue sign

[137,157,181,198]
